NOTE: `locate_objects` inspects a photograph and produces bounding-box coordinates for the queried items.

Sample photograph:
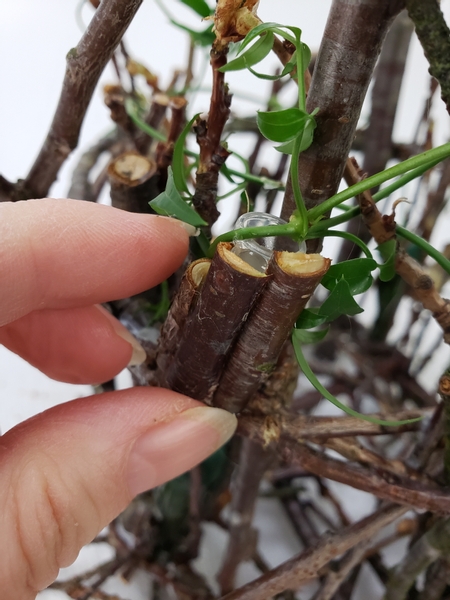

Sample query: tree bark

[24,0,144,199]
[281,0,405,249]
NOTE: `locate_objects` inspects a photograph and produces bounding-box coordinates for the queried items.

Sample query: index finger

[0,199,190,326]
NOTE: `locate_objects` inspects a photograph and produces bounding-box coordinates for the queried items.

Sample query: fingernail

[95,305,146,366]
[127,406,237,496]
[157,216,199,237]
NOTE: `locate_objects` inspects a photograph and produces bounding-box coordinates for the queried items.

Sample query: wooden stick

[214,251,330,413]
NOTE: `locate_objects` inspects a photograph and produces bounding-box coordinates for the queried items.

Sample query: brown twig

[23,0,144,199]
[237,409,428,443]
[192,50,232,226]
[163,243,267,402]
[280,441,450,514]
[219,504,406,600]
[213,252,330,413]
[384,517,450,600]
[67,130,121,201]
[405,0,450,115]
[281,0,404,248]
[338,9,414,262]
[218,439,274,594]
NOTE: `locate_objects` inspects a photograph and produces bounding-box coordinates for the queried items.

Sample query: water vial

[232,212,305,273]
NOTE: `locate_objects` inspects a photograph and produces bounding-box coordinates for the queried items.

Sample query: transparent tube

[231,212,304,273]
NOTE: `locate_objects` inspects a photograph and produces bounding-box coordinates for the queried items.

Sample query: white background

[1,1,450,598]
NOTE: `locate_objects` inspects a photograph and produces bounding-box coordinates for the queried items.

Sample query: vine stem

[290,134,308,236]
[308,157,442,234]
[310,230,374,260]
[307,142,450,221]
[396,225,450,275]
[208,222,297,257]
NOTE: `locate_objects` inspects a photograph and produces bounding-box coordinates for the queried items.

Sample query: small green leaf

[296,308,328,329]
[219,32,274,73]
[321,258,377,295]
[178,0,212,18]
[170,21,215,46]
[377,239,396,282]
[150,167,207,227]
[172,113,200,195]
[319,277,364,321]
[257,108,310,143]
[292,335,423,426]
[293,327,329,344]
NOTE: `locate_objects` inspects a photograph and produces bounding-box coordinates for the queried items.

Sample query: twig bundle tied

[214,251,330,413]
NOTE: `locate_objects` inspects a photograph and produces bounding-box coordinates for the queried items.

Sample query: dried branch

[164,243,267,402]
[338,9,414,261]
[281,0,404,246]
[156,259,211,378]
[134,93,170,155]
[405,0,450,115]
[218,439,274,594]
[219,504,406,600]
[312,539,373,600]
[214,252,330,413]
[237,409,428,442]
[418,558,450,600]
[68,129,121,201]
[280,441,450,514]
[23,0,144,199]
[385,517,450,600]
[192,50,232,226]
[347,155,450,345]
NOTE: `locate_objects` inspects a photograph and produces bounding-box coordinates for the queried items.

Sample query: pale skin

[0,198,237,598]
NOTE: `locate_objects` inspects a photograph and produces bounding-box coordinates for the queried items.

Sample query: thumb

[0,388,236,598]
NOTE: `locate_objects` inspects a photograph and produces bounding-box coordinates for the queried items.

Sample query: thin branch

[24,0,144,199]
[405,0,450,114]
[219,504,406,600]
[280,441,450,513]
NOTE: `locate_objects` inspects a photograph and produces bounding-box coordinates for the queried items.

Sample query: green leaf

[292,335,423,426]
[247,57,296,81]
[150,167,207,227]
[295,308,328,329]
[178,0,212,18]
[170,21,215,46]
[172,113,200,195]
[237,22,298,49]
[319,277,364,321]
[321,258,377,295]
[219,32,274,73]
[377,239,396,282]
[257,108,311,143]
[293,327,329,344]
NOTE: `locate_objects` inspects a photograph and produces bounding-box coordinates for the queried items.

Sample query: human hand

[0,198,237,598]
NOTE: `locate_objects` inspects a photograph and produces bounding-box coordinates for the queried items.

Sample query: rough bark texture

[156,259,211,378]
[339,10,414,262]
[281,0,405,248]
[213,252,330,413]
[164,243,267,402]
[281,442,450,513]
[23,0,144,199]
[219,505,406,600]
[192,50,232,226]
[406,0,450,115]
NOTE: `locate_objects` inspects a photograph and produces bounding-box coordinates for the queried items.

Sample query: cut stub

[164,243,268,402]
[213,251,331,413]
[108,151,159,213]
[157,258,211,380]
